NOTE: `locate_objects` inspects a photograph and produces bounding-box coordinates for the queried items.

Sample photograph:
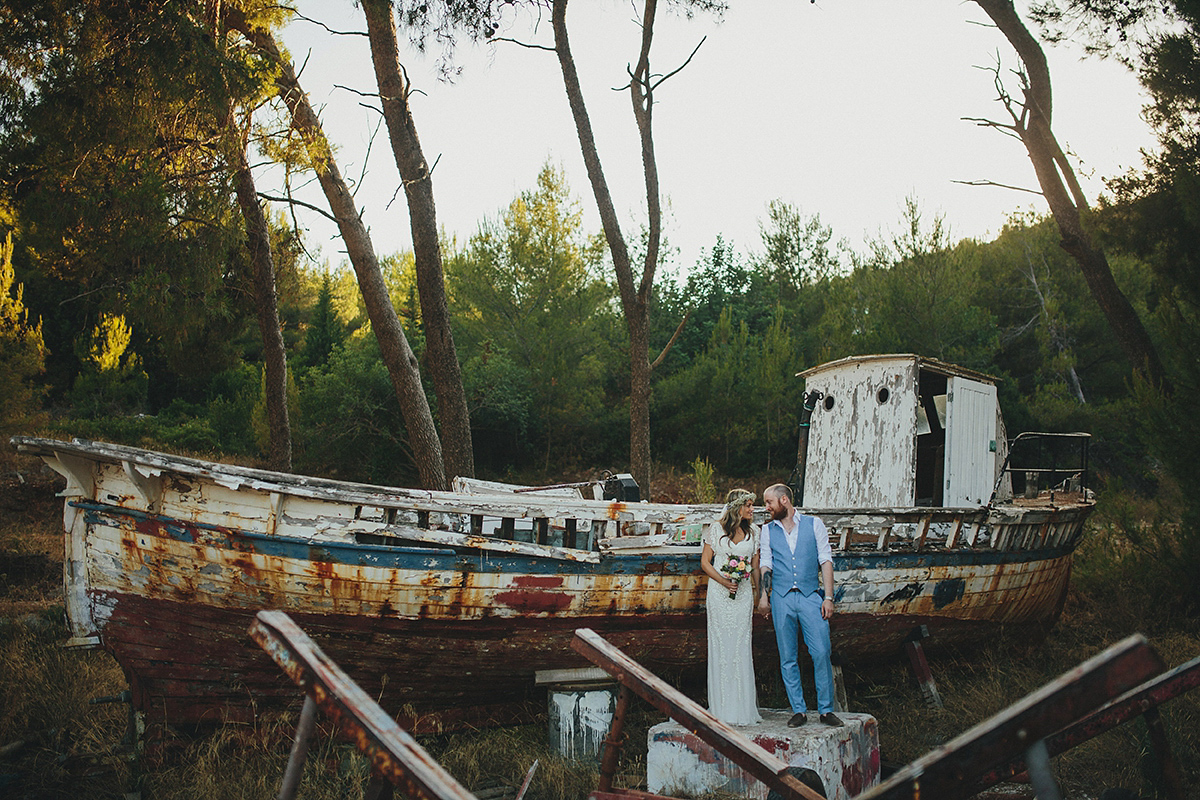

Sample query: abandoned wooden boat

[12,354,1094,731]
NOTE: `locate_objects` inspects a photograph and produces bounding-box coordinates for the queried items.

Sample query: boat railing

[991,430,1092,505]
[13,436,1093,561]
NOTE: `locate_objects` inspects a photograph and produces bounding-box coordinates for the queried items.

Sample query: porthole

[877,387,890,404]
[823,395,835,411]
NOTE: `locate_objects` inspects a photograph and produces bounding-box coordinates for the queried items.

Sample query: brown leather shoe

[819,712,845,727]
[787,712,808,727]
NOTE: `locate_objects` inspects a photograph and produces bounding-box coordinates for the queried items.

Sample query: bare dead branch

[334,83,380,99]
[961,116,1024,141]
[649,36,705,92]
[352,113,385,199]
[385,181,403,212]
[492,36,555,52]
[650,307,691,370]
[258,192,339,223]
[952,179,1044,195]
[286,10,368,37]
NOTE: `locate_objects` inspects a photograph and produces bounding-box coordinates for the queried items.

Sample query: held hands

[757,594,771,618]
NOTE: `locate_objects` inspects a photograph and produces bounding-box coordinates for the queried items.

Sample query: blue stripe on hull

[76,501,1073,574]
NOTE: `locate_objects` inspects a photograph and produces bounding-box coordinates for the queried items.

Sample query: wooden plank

[856,634,1165,800]
[571,629,824,800]
[969,653,1200,793]
[248,610,479,800]
[945,517,963,549]
[913,515,932,550]
[598,533,670,551]
[365,524,600,563]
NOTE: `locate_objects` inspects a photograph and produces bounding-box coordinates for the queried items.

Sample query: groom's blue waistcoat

[767,514,819,597]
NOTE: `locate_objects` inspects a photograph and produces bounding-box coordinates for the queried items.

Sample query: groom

[756,483,843,728]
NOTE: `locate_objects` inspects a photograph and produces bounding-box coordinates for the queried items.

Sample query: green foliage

[446,163,622,469]
[822,198,999,368]
[293,336,417,485]
[654,305,800,475]
[690,456,716,503]
[67,312,148,418]
[298,273,347,369]
[0,230,46,426]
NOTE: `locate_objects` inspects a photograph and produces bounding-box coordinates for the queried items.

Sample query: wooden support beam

[571,629,824,800]
[903,626,942,710]
[856,634,1164,800]
[249,611,479,800]
[596,684,631,794]
[969,653,1200,794]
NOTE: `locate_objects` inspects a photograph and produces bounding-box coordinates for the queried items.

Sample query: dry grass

[2,473,1198,798]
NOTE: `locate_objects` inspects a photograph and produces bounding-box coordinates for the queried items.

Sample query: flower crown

[724,490,755,514]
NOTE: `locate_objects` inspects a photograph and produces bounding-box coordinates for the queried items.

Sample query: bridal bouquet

[718,555,753,600]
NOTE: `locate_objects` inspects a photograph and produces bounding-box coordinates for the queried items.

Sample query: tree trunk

[361,0,474,481]
[553,0,660,496]
[229,137,292,472]
[974,0,1169,391]
[229,13,448,490]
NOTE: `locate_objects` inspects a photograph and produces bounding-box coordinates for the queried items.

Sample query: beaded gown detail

[705,523,762,725]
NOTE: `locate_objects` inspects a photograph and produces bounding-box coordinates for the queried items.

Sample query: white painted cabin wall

[803,358,917,508]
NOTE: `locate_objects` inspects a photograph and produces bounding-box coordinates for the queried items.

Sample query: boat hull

[76,498,1076,728]
[12,436,1091,729]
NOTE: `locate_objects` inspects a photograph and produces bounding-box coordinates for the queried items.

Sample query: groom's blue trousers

[771,589,835,714]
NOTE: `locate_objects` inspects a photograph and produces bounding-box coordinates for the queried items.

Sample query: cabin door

[943,376,998,507]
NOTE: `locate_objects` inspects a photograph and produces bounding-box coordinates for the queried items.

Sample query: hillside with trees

[1,0,1196,598]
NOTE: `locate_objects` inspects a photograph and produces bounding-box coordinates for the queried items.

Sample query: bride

[701,488,762,725]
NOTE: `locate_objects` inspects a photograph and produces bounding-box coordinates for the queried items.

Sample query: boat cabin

[798,354,1007,509]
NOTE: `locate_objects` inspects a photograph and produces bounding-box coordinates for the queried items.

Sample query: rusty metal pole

[1142,707,1185,800]
[278,694,317,800]
[790,390,823,506]
[596,683,631,793]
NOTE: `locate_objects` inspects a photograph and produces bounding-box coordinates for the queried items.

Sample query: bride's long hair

[718,488,755,542]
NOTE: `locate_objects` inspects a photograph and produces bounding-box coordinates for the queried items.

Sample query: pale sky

[274,1,1156,273]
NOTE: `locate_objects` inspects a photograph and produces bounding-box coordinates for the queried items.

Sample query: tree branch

[650,36,705,92]
[257,192,339,222]
[650,307,691,370]
[492,36,555,52]
[951,179,1044,195]
[333,83,380,99]
[285,10,369,37]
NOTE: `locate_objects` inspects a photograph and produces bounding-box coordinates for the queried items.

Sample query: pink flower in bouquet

[718,554,753,599]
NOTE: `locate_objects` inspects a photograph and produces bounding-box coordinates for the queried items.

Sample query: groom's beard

[770,506,788,521]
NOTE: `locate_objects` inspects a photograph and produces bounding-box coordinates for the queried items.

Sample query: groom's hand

[757,595,771,618]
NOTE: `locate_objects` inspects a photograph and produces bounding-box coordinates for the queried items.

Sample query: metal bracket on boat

[122,460,162,514]
[43,450,96,499]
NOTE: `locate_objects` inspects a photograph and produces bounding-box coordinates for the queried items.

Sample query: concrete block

[647,710,880,800]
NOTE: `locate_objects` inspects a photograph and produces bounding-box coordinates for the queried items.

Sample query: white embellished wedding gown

[705,524,762,725]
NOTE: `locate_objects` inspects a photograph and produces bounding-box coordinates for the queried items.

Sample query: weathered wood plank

[249,610,479,800]
[856,634,1165,800]
[571,628,824,800]
[968,653,1200,793]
